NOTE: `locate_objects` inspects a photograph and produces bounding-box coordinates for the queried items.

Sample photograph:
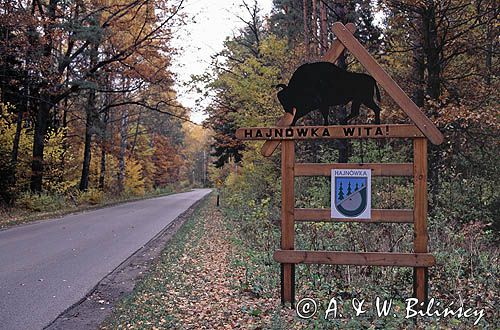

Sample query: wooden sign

[237,124,423,141]
[235,22,437,309]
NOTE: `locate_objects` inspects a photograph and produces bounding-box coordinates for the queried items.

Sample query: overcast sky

[171,0,274,124]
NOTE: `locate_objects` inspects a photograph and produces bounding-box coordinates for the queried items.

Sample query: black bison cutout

[276,62,381,126]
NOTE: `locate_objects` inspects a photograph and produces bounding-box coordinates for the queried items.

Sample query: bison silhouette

[276,62,381,126]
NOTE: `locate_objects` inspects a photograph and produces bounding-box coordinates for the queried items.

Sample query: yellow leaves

[75,188,105,205]
[124,158,146,196]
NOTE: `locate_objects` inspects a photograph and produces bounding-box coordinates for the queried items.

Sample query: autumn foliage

[0,0,208,209]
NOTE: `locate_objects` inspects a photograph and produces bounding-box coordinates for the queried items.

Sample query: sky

[170,0,274,124]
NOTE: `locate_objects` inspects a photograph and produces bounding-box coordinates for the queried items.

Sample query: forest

[0,0,209,224]
[0,0,498,327]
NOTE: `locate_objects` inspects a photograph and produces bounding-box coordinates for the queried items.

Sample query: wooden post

[413,138,429,306]
[281,140,295,305]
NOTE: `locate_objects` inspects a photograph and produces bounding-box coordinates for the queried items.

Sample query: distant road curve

[0,189,211,330]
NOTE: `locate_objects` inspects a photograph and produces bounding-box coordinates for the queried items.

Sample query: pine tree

[338,182,344,200]
[347,182,352,195]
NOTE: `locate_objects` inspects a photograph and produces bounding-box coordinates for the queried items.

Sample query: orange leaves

[151,134,184,186]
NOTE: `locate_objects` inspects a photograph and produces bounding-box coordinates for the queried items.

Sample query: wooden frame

[280,140,295,303]
[270,136,432,306]
[413,138,429,304]
[236,22,439,308]
[260,23,358,158]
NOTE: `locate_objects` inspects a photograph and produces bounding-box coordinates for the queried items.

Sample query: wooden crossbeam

[273,250,436,267]
[237,124,423,141]
[331,22,444,145]
[295,208,413,223]
[295,163,413,177]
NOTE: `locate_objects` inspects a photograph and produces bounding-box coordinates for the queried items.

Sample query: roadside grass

[0,186,186,229]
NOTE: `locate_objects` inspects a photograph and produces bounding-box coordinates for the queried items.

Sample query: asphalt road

[0,189,211,330]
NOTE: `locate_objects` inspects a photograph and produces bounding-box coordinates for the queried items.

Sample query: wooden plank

[322,22,356,63]
[413,138,428,251]
[280,140,295,304]
[295,208,413,223]
[413,137,429,304]
[237,124,423,140]
[295,163,413,177]
[260,111,294,157]
[273,250,436,267]
[261,24,355,158]
[331,22,444,145]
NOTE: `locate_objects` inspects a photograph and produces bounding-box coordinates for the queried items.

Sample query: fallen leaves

[101,197,300,329]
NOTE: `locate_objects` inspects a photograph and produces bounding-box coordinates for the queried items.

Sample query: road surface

[0,189,211,330]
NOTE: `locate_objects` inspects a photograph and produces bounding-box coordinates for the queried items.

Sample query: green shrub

[15,191,66,212]
[152,186,175,195]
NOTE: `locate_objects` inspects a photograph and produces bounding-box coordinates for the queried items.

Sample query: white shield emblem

[331,169,371,219]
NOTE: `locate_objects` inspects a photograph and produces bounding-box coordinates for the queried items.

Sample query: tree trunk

[60,65,70,172]
[29,0,58,193]
[320,0,328,54]
[79,91,95,191]
[118,109,128,193]
[412,14,425,107]
[98,108,108,190]
[130,112,141,156]
[422,2,441,101]
[303,0,309,57]
[79,42,99,191]
[30,99,50,192]
[10,107,23,183]
[98,145,106,191]
[311,0,318,56]
[421,2,441,199]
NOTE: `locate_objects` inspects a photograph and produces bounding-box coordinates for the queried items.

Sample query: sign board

[235,22,436,306]
[331,169,371,219]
